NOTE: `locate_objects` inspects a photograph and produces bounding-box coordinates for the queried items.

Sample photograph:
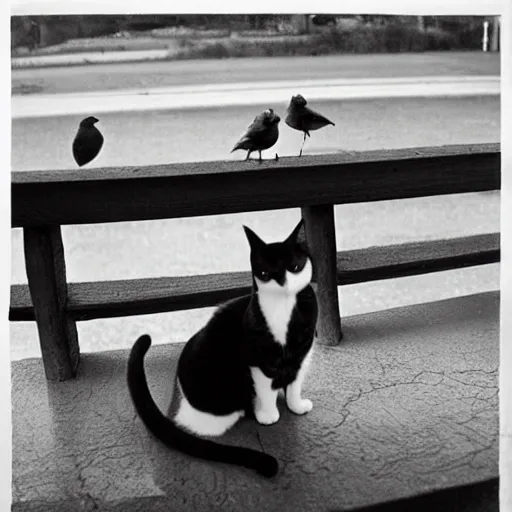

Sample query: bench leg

[301,205,343,345]
[23,226,79,381]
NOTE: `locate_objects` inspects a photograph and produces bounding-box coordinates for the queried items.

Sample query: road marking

[11,76,500,119]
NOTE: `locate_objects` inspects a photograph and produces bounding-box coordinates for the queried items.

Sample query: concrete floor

[11,291,499,512]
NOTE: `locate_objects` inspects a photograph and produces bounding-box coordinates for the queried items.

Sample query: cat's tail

[127,334,279,478]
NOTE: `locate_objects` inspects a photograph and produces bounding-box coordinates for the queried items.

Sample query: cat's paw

[287,398,313,415]
[255,407,280,425]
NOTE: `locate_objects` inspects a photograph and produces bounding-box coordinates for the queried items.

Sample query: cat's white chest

[257,291,296,346]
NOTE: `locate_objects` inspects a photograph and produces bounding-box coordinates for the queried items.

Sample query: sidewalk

[11,75,500,119]
[11,292,499,511]
[12,49,174,68]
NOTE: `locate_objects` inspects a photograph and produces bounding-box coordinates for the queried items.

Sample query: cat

[127,219,318,478]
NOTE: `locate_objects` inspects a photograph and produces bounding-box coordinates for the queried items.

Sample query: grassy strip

[172,25,482,60]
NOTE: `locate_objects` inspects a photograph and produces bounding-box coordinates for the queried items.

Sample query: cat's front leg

[250,367,280,425]
[286,349,313,415]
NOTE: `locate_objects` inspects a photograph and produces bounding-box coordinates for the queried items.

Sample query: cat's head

[243,219,313,295]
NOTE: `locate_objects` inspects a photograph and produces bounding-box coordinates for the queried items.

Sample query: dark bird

[231,108,281,162]
[285,94,335,157]
[72,116,104,167]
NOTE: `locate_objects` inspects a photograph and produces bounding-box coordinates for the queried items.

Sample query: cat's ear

[285,219,306,245]
[243,225,266,251]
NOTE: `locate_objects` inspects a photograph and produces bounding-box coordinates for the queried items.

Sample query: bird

[72,116,104,167]
[231,108,281,163]
[285,94,335,157]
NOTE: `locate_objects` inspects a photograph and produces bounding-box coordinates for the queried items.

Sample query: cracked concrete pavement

[11,291,499,511]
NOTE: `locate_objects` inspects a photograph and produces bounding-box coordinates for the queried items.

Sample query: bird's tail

[231,138,249,153]
[127,334,279,478]
[231,136,251,153]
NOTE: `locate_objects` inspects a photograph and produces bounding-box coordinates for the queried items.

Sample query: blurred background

[10,14,501,360]
[11,14,500,56]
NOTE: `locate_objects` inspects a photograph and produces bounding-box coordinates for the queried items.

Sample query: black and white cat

[127,219,318,478]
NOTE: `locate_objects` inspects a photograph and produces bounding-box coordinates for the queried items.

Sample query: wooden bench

[10,143,500,381]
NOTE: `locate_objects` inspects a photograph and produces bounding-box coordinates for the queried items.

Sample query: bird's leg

[245,150,251,161]
[299,132,307,157]
[258,150,263,163]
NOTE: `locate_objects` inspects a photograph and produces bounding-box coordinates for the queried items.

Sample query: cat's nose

[276,274,286,287]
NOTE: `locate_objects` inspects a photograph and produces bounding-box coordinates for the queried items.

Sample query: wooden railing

[10,143,501,381]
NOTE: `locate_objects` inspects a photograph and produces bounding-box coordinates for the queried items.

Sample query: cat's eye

[259,271,271,281]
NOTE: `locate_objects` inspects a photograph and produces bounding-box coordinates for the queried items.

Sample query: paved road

[11,95,500,170]
[12,52,500,96]
[9,52,502,360]
[10,94,500,361]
